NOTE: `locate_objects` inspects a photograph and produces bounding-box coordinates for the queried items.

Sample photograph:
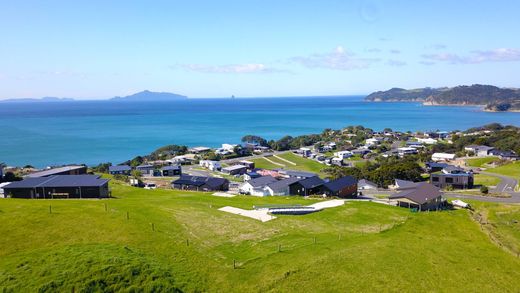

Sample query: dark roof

[358,179,377,188]
[246,176,278,188]
[26,165,86,178]
[109,165,131,172]
[172,175,228,188]
[425,162,449,169]
[161,165,181,171]
[136,164,154,169]
[442,165,465,174]
[292,176,325,189]
[5,175,109,189]
[323,176,357,192]
[389,183,442,205]
[266,177,301,190]
[222,165,248,171]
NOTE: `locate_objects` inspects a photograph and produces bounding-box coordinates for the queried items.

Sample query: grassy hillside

[486,161,520,178]
[1,182,520,292]
[465,157,499,168]
[474,173,501,186]
[251,152,326,175]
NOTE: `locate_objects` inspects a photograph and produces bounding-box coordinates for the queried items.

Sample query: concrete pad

[213,192,236,198]
[308,199,345,210]
[219,206,276,222]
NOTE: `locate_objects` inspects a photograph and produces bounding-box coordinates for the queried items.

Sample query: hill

[365,84,520,111]
[111,90,187,101]
[0,97,75,103]
[1,180,520,291]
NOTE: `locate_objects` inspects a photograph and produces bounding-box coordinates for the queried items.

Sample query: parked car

[144,183,157,190]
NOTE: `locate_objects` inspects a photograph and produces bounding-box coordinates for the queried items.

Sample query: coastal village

[1,124,519,218]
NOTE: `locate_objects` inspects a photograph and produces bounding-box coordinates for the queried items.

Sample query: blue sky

[1,0,519,99]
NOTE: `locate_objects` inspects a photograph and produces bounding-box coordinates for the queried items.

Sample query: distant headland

[365,84,520,112]
[0,90,188,103]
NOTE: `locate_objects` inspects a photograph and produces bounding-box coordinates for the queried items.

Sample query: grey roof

[266,177,301,190]
[5,175,109,189]
[172,175,228,188]
[323,176,357,192]
[425,162,449,169]
[389,183,442,205]
[136,164,154,169]
[109,165,131,172]
[395,179,419,190]
[222,164,247,171]
[358,179,377,188]
[292,176,325,189]
[26,165,86,178]
[246,176,278,188]
[443,165,465,174]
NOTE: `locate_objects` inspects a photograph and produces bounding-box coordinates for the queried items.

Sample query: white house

[358,179,378,190]
[365,138,381,146]
[199,160,221,171]
[334,150,352,159]
[431,152,456,162]
[222,143,238,152]
[264,177,301,196]
[417,138,438,145]
[239,176,278,196]
[398,147,418,156]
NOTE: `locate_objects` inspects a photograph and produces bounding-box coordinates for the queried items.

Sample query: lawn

[465,156,499,168]
[486,161,520,179]
[474,173,501,186]
[251,152,327,175]
[1,182,520,292]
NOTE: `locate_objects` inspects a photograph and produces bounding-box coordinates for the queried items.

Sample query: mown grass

[474,173,501,186]
[1,182,520,292]
[276,152,326,174]
[486,161,520,178]
[465,156,499,167]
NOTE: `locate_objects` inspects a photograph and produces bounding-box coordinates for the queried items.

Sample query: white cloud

[422,48,520,64]
[386,59,406,66]
[177,63,286,74]
[290,46,380,70]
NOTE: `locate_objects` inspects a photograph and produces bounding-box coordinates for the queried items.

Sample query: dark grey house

[161,165,182,176]
[172,175,229,192]
[3,175,110,199]
[289,176,325,196]
[322,176,358,198]
[430,166,474,189]
[136,164,155,176]
[221,165,248,175]
[389,183,444,211]
[109,165,132,175]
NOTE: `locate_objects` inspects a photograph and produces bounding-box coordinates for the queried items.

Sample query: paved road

[480,171,518,193]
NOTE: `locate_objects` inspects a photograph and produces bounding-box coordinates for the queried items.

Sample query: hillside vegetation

[365,85,520,111]
[2,182,520,291]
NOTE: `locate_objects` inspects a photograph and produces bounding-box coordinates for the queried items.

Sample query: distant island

[110,90,187,101]
[365,84,520,112]
[0,97,75,103]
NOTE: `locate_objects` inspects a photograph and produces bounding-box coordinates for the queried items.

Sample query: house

[358,179,378,190]
[0,182,11,198]
[398,147,418,157]
[289,176,325,196]
[351,149,371,156]
[136,164,155,176]
[221,164,248,175]
[464,145,494,156]
[239,176,278,196]
[406,141,424,148]
[331,157,344,166]
[490,150,519,161]
[161,165,182,176]
[172,175,229,191]
[389,183,445,211]
[277,170,318,179]
[334,151,352,159]
[430,166,474,189]
[25,165,87,178]
[108,165,132,175]
[365,138,381,146]
[297,147,312,157]
[417,138,438,145]
[222,143,238,152]
[3,175,110,199]
[391,179,419,190]
[237,160,255,170]
[321,176,358,198]
[244,171,262,181]
[425,162,450,173]
[431,153,456,162]
[264,177,301,196]
[199,160,221,171]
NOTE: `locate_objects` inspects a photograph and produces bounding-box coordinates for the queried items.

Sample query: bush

[480,185,489,194]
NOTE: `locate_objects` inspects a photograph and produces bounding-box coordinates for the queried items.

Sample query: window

[432,177,439,182]
[445,177,453,183]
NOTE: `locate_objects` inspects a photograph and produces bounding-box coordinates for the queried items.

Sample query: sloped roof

[172,175,228,188]
[246,176,278,188]
[266,177,301,191]
[358,179,377,188]
[292,176,325,189]
[389,183,442,205]
[5,175,108,188]
[323,176,357,192]
[278,170,318,178]
[26,165,86,178]
[161,165,181,171]
[395,179,419,190]
[109,165,131,172]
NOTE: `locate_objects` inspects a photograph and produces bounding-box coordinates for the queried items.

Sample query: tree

[241,135,268,147]
[131,170,142,179]
[2,172,22,182]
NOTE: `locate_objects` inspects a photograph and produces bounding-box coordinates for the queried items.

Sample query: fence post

[104,203,108,212]
[233,259,236,269]
[49,205,52,214]
[186,239,189,246]
[151,223,155,231]
[313,237,316,244]
[126,211,129,220]
[278,244,281,252]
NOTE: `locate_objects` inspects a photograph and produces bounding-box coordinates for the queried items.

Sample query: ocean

[1,96,520,167]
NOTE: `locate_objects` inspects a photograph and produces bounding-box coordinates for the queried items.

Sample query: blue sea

[1,96,520,167]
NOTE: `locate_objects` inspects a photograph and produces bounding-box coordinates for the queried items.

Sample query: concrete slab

[219,206,276,222]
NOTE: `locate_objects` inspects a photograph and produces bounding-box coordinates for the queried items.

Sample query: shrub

[480,185,489,194]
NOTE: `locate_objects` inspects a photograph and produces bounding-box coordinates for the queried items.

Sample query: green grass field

[465,157,499,168]
[2,182,520,291]
[486,161,520,178]
[251,152,326,175]
[474,173,501,186]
